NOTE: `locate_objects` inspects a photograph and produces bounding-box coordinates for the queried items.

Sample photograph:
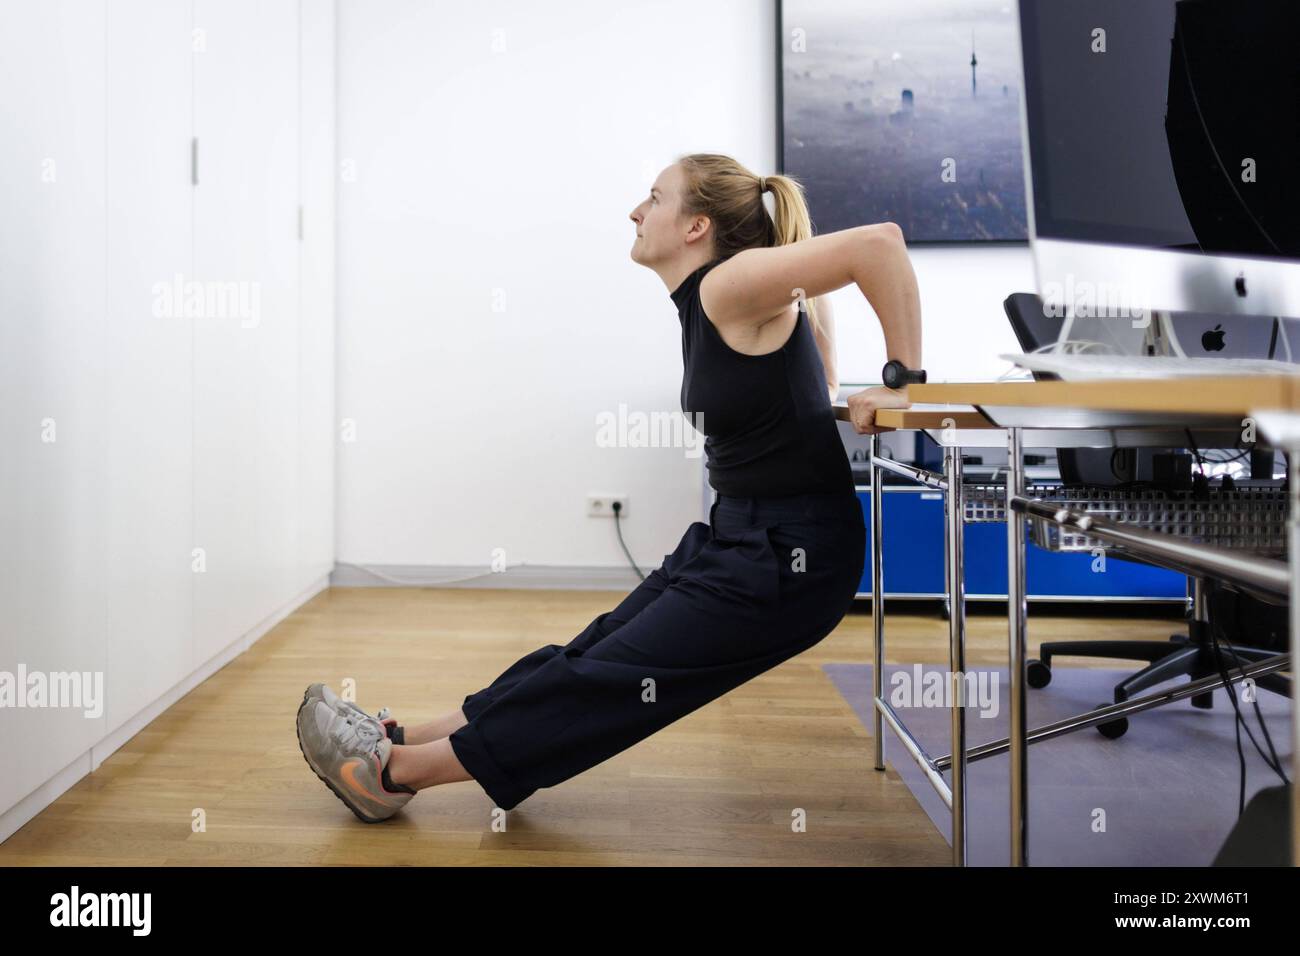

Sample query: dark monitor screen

[1018,0,1300,258]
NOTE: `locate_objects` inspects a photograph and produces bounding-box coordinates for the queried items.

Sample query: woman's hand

[845,385,911,435]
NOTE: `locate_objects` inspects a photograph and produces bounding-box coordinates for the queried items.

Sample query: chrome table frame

[866,407,1296,867]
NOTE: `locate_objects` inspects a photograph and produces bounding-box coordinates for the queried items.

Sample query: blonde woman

[297,153,922,822]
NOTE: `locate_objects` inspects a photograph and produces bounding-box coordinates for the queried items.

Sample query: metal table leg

[871,433,885,772]
[943,443,967,866]
[1007,426,1029,867]
[1289,443,1300,867]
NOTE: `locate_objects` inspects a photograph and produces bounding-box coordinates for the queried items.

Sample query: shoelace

[333,711,386,756]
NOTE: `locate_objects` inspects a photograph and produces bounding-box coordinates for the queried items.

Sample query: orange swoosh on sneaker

[340,759,380,803]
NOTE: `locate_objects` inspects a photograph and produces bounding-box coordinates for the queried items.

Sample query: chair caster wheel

[1097,705,1128,739]
[1026,659,1052,689]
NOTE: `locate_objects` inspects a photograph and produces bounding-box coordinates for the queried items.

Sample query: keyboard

[1000,352,1300,381]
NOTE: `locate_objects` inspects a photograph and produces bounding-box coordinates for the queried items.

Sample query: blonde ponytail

[676,154,822,335]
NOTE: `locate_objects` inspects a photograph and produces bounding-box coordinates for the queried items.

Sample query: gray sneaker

[296,697,416,823]
[303,682,405,745]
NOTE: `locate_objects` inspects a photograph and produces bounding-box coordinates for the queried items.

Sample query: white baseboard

[329,562,649,590]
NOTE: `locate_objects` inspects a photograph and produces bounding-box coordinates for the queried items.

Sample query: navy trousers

[447,490,867,810]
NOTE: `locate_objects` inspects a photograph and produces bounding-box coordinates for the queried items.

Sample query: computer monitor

[1015,0,1300,328]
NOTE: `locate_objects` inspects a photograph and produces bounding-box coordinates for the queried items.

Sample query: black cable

[1193,426,1257,465]
[612,502,646,581]
[1203,589,1289,817]
[1201,447,1253,465]
[1207,633,1251,817]
[1181,423,1290,811]
[1217,590,1289,778]
[1184,428,1206,476]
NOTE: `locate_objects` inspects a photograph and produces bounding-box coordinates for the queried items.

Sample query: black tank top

[670,256,855,498]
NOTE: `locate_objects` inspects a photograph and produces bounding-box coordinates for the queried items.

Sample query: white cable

[1056,339,1115,354]
[995,338,1121,381]
[1277,318,1294,362]
[1161,311,1189,357]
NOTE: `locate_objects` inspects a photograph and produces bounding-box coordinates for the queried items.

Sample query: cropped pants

[447,489,867,810]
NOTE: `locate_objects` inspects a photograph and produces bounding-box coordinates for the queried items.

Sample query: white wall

[0,0,336,838]
[334,0,1033,583]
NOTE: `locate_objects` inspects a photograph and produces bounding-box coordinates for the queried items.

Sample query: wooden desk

[835,374,1300,429]
[908,374,1300,415]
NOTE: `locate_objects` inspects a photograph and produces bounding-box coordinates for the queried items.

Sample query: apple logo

[1202,324,1226,352]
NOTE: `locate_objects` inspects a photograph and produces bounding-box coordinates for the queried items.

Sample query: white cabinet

[193,0,302,664]
[105,0,195,738]
[0,0,336,828]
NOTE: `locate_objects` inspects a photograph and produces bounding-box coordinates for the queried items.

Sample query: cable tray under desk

[961,483,1288,555]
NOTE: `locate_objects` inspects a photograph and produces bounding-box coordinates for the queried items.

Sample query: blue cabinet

[853,487,1187,603]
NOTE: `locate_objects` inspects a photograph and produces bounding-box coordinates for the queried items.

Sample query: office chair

[1029,577,1291,739]
[1002,292,1292,737]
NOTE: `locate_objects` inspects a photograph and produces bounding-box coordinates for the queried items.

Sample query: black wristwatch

[882,360,927,389]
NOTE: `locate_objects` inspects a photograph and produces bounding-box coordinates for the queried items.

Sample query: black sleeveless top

[670,257,855,498]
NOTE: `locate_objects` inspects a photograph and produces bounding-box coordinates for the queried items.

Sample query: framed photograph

[778,0,1029,244]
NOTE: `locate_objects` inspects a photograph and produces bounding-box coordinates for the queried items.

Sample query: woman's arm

[842,227,923,434]
[701,221,903,327]
[809,295,839,401]
[852,226,922,372]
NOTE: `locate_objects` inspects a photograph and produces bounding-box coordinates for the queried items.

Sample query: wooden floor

[0,587,1186,866]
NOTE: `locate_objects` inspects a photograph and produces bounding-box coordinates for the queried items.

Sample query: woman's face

[628,163,688,268]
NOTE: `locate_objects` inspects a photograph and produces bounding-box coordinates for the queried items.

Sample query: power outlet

[587,494,629,517]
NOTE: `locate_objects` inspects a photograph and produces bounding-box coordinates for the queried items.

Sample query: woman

[296,153,922,822]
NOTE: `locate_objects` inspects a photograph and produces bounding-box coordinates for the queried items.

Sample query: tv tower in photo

[970,30,978,96]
